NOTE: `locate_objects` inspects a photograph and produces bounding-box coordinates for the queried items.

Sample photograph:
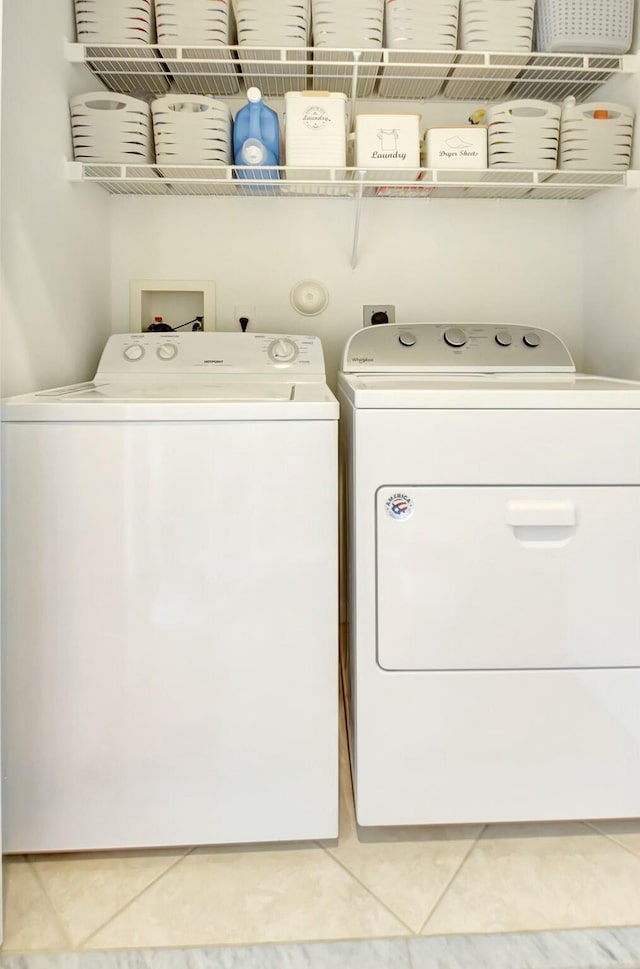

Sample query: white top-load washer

[339,322,640,826]
[2,332,339,852]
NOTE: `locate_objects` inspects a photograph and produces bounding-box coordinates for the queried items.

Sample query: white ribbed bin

[536,0,634,54]
[379,0,459,98]
[74,0,155,43]
[151,95,232,166]
[70,92,154,164]
[488,99,561,168]
[560,100,635,170]
[155,0,239,94]
[312,0,384,96]
[233,0,310,94]
[459,0,535,49]
[445,0,535,99]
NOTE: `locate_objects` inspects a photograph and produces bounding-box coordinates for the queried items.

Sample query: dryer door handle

[506,500,577,529]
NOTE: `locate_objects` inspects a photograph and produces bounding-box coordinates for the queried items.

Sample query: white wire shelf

[65,43,638,102]
[66,162,639,200]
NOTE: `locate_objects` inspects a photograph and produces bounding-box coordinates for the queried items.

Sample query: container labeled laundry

[74,0,155,44]
[459,0,535,50]
[285,91,347,180]
[488,100,561,170]
[70,92,154,165]
[560,100,635,171]
[536,0,635,54]
[152,95,232,166]
[354,114,421,180]
[425,126,488,169]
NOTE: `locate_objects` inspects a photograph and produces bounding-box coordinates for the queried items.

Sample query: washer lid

[39,381,294,402]
[339,372,640,409]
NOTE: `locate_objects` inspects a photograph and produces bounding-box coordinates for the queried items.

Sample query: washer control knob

[495,331,513,347]
[123,344,144,361]
[268,338,299,364]
[157,343,178,361]
[523,331,541,348]
[443,327,467,348]
[399,332,417,348]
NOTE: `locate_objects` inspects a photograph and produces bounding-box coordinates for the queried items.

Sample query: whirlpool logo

[385,492,413,521]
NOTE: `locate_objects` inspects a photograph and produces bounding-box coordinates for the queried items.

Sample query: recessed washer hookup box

[425,125,488,169]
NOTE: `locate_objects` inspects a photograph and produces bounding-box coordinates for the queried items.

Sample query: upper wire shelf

[65,43,639,103]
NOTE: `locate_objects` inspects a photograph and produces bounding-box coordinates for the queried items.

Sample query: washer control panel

[98,333,325,376]
[342,323,575,373]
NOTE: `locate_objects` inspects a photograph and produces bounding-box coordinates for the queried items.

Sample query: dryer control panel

[342,323,575,373]
[97,333,327,376]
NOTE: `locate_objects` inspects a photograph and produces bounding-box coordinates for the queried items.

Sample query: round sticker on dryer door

[385,492,413,521]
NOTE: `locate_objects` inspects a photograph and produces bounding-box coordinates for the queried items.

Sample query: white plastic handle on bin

[506,500,576,528]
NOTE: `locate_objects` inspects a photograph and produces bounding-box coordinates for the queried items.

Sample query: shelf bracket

[64,40,86,63]
[351,174,365,270]
[349,50,362,121]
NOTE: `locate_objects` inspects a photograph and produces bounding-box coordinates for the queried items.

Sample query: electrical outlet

[234,304,256,332]
[363,305,396,326]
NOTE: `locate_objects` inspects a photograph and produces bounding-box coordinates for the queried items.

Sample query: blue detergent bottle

[233,87,280,180]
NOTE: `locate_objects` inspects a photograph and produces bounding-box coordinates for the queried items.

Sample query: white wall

[111,195,585,385]
[1,0,111,397]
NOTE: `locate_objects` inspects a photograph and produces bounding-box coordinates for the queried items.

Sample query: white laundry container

[152,95,232,166]
[488,100,561,169]
[285,91,347,181]
[354,113,421,180]
[312,0,384,97]
[74,0,155,43]
[70,92,154,165]
[560,100,635,171]
[425,125,488,168]
[233,0,310,94]
[379,0,459,98]
[536,0,635,54]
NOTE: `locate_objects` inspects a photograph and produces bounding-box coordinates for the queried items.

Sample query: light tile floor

[4,706,640,954]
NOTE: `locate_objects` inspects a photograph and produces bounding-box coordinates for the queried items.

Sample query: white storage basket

[233,0,310,94]
[536,0,634,54]
[155,0,239,94]
[379,0,459,97]
[488,99,561,169]
[74,0,155,44]
[152,95,232,165]
[560,101,634,170]
[312,0,384,97]
[70,92,154,164]
[460,0,535,50]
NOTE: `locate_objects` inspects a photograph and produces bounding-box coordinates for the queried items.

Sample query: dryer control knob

[495,331,513,347]
[399,332,417,347]
[443,327,467,348]
[157,343,178,360]
[523,332,541,348]
[268,338,299,364]
[123,344,145,361]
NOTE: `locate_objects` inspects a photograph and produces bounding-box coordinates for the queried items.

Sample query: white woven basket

[152,95,232,165]
[70,92,154,164]
[560,100,634,170]
[536,0,634,54]
[460,0,535,50]
[488,99,561,169]
[74,0,155,44]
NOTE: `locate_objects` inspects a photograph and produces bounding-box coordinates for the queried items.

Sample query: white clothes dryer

[339,322,640,826]
[2,332,339,852]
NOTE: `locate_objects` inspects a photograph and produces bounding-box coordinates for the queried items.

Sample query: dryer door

[376,485,640,671]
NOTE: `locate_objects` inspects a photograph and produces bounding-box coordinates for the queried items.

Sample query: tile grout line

[317,842,417,936]
[583,821,640,866]
[416,823,488,936]
[25,856,75,952]
[75,846,197,950]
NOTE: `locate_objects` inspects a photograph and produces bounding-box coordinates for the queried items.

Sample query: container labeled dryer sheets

[425,125,488,168]
[354,112,421,179]
[284,91,347,180]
